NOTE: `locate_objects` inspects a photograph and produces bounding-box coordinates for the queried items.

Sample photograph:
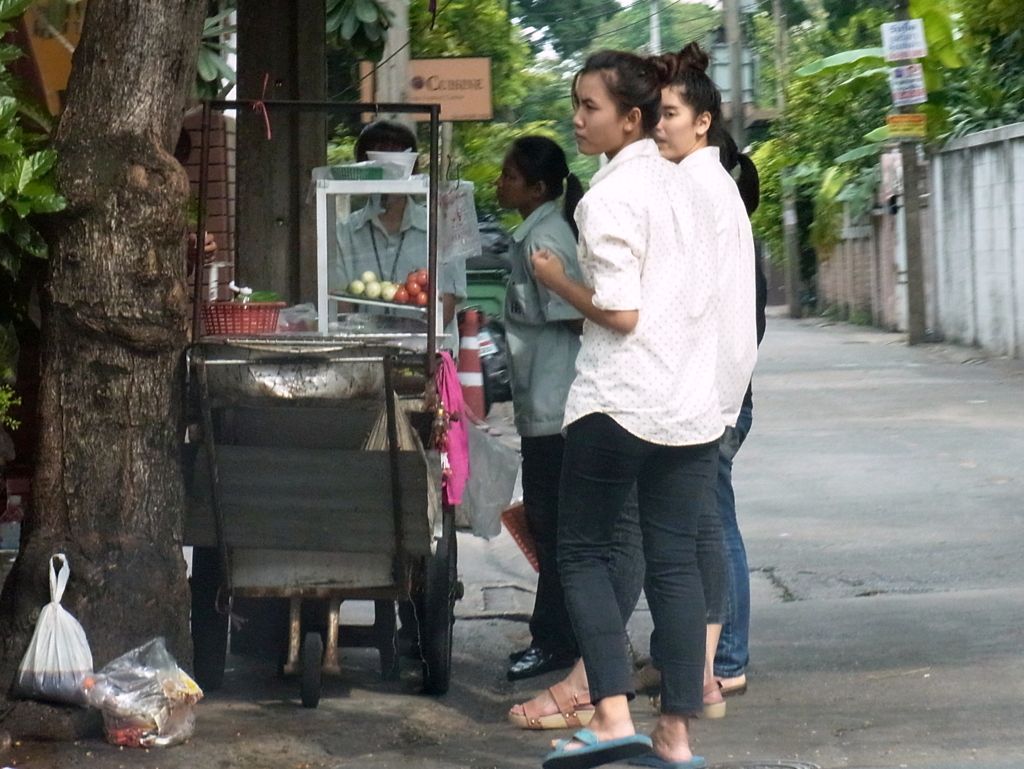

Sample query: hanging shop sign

[889,64,927,106]
[881,19,928,62]
[408,58,493,121]
[886,113,927,139]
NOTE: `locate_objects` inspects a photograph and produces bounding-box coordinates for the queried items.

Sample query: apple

[413,269,429,287]
[406,279,422,296]
[393,287,409,304]
[364,280,382,299]
[381,282,398,301]
[347,279,366,296]
[415,290,429,306]
[361,270,378,283]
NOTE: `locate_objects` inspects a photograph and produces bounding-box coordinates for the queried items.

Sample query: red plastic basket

[500,502,539,573]
[201,301,286,336]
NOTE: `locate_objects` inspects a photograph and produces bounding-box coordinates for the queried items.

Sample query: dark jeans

[558,413,718,715]
[697,477,728,625]
[714,404,753,678]
[522,434,645,659]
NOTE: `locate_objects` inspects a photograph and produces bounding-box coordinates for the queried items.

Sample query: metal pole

[772,0,787,110]
[725,0,745,147]
[894,0,928,344]
[649,0,662,55]
[782,168,802,318]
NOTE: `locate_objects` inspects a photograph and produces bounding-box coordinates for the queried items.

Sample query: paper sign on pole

[886,113,927,139]
[881,19,927,62]
[889,64,927,106]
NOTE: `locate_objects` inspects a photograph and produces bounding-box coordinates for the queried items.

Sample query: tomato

[415,290,429,306]
[406,279,422,296]
[414,269,429,287]
[393,287,409,304]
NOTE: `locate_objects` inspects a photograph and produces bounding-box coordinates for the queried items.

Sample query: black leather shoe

[506,646,577,681]
[509,647,530,663]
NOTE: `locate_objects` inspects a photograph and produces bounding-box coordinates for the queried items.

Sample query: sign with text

[408,58,493,121]
[886,113,927,139]
[889,64,927,106]
[882,19,927,62]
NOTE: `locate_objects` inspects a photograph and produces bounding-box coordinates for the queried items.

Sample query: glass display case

[314,176,440,340]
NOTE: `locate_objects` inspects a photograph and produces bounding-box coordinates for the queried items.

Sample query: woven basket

[201,301,286,336]
[500,502,539,573]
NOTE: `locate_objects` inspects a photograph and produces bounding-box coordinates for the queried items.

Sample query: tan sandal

[508,680,595,730]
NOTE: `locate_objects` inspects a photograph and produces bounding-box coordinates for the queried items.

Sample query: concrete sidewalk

[466,311,1024,769]
[5,311,1024,769]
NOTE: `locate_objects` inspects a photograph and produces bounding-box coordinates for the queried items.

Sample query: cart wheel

[300,631,323,708]
[189,547,229,692]
[417,506,458,695]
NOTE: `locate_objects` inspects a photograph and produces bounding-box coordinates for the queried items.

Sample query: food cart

[183,101,460,707]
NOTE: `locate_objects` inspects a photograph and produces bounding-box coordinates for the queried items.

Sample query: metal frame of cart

[184,100,459,707]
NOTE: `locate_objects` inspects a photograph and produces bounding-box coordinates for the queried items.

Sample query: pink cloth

[438,351,469,506]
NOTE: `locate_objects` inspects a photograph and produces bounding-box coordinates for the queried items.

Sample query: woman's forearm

[543,271,638,334]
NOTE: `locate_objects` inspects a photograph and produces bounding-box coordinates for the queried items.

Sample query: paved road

[6,311,1024,769]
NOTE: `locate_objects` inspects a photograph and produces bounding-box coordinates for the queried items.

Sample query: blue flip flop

[541,728,653,769]
[627,753,707,769]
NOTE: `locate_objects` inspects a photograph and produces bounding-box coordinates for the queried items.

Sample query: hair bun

[649,54,676,86]
[676,41,710,74]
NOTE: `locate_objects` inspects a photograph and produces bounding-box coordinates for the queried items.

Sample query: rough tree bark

[0,0,207,738]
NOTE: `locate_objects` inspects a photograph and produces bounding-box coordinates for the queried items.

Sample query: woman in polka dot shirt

[531,49,755,769]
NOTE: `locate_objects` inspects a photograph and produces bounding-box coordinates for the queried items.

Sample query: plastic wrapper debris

[15,554,94,705]
[84,637,203,747]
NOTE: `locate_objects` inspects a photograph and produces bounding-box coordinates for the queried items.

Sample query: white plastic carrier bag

[15,553,94,706]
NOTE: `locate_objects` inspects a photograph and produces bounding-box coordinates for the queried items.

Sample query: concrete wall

[932,122,1024,358]
[817,149,935,333]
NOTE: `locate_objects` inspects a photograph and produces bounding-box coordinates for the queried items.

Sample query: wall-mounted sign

[886,113,927,139]
[889,64,927,106]
[881,19,927,62]
[408,58,492,121]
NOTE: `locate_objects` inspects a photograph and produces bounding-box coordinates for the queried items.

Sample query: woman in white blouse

[640,42,760,720]
[531,49,754,769]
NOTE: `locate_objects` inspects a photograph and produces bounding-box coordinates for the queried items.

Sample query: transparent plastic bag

[15,554,94,706]
[439,181,482,264]
[276,302,317,332]
[83,637,203,747]
[457,424,522,538]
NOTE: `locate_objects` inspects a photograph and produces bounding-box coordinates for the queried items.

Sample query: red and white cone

[458,309,487,421]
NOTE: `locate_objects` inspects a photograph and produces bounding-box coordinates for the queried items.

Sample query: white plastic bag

[457,424,522,538]
[15,553,94,706]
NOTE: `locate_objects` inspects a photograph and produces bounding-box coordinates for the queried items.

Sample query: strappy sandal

[508,680,596,730]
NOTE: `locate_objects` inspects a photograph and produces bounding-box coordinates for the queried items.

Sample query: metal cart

[184,101,460,706]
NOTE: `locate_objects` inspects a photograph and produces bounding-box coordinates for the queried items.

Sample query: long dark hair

[574,50,667,135]
[505,136,584,238]
[654,42,759,214]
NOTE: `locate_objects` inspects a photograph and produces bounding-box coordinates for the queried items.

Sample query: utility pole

[772,0,786,109]
[893,0,928,344]
[376,0,410,124]
[724,0,744,148]
[649,0,662,55]
[782,168,802,317]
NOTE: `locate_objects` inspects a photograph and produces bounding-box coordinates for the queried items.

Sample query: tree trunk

[0,0,206,738]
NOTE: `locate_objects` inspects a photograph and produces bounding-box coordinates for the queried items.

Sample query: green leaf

[28,193,66,213]
[835,143,883,163]
[327,4,346,32]
[341,11,359,39]
[864,126,890,142]
[796,48,886,77]
[0,0,34,23]
[212,54,237,83]
[355,0,380,23]
[197,49,219,82]
[24,149,56,181]
[0,96,16,130]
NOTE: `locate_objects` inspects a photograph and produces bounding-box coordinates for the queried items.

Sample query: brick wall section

[181,110,237,302]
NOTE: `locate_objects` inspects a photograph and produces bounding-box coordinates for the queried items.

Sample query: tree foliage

[587,0,719,57]
[512,0,619,58]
